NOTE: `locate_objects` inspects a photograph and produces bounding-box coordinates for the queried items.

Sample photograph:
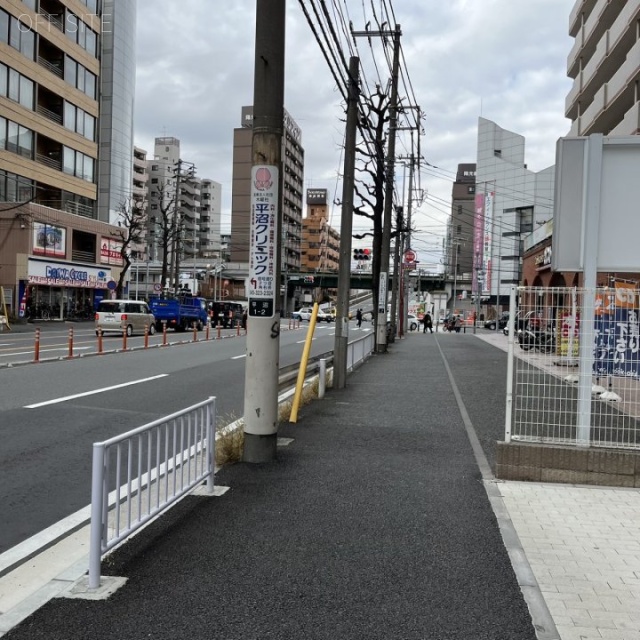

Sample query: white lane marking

[25,374,168,408]
[231,354,246,360]
[0,346,91,358]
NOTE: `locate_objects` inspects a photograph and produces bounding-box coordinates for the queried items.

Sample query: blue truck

[148,295,209,332]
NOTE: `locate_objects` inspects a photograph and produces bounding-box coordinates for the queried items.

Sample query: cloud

[135,0,575,256]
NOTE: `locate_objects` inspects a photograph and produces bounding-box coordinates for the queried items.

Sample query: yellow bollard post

[290,302,320,422]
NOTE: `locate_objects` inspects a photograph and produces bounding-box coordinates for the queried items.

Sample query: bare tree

[111,197,148,298]
[150,180,179,293]
[351,86,390,317]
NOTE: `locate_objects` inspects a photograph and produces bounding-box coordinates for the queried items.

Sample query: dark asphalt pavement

[5,332,538,640]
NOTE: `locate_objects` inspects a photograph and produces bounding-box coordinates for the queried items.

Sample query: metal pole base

[243,432,278,463]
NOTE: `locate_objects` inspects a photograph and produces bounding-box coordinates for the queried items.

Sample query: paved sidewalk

[1,331,640,639]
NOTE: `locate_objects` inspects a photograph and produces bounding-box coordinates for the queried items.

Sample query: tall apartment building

[475,118,555,305]
[0,1,136,317]
[132,145,147,203]
[566,1,640,136]
[446,163,476,286]
[230,105,304,272]
[147,137,221,267]
[301,188,340,272]
[199,178,222,259]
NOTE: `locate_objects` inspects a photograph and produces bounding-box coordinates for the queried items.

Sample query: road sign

[404,249,417,263]
[153,283,162,292]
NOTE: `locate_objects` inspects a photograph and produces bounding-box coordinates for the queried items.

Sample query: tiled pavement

[499,482,640,640]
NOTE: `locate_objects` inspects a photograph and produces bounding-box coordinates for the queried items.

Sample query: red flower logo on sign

[254,167,273,191]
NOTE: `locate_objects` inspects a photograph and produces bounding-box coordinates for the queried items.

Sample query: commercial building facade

[0,0,136,318]
[301,188,340,273]
[230,105,304,273]
[446,163,476,298]
[475,117,555,306]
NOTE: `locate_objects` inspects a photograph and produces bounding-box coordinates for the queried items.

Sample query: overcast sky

[134,0,575,271]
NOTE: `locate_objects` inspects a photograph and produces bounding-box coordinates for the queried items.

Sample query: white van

[95,299,156,337]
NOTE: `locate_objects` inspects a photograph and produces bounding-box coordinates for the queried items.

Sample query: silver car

[95,299,156,337]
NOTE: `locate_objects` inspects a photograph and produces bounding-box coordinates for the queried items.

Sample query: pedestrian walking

[356,308,363,328]
[423,312,433,334]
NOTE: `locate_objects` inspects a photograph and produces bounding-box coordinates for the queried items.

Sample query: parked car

[407,313,419,331]
[292,307,332,322]
[95,299,156,337]
[484,311,509,331]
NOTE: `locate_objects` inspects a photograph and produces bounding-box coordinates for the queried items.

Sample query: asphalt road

[0,320,364,554]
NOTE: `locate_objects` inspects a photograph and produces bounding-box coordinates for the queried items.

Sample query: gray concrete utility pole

[375,25,401,353]
[243,0,285,463]
[334,57,360,390]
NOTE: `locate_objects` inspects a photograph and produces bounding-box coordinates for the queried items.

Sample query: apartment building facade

[301,188,340,273]
[230,105,304,273]
[0,0,136,318]
[566,0,640,137]
[145,137,223,293]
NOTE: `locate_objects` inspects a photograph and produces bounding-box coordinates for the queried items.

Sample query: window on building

[0,10,9,44]
[468,185,475,194]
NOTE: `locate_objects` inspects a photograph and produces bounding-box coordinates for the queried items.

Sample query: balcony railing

[71,249,96,263]
[36,104,63,125]
[40,9,64,31]
[35,152,62,171]
[37,57,63,78]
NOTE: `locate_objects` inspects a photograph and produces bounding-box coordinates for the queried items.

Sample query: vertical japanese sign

[378,272,387,314]
[482,191,494,296]
[248,165,279,318]
[473,193,484,295]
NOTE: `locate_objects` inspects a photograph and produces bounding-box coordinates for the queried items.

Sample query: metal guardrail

[347,332,374,371]
[88,397,216,588]
[87,331,374,589]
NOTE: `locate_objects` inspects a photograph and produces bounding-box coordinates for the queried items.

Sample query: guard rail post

[318,358,327,398]
[68,327,74,358]
[97,328,103,354]
[193,322,198,342]
[236,321,240,337]
[162,321,167,346]
[217,322,221,339]
[144,324,149,348]
[122,329,127,351]
[205,323,210,341]
[88,442,106,589]
[33,327,40,363]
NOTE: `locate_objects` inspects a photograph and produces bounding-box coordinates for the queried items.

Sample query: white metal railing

[506,286,640,450]
[346,331,375,371]
[88,397,216,588]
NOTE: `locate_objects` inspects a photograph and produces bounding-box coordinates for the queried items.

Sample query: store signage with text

[28,259,110,289]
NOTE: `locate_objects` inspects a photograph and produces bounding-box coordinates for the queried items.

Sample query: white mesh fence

[507,286,640,449]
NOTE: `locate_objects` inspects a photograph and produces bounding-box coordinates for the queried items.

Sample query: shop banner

[593,284,640,378]
[557,309,580,357]
[100,237,124,266]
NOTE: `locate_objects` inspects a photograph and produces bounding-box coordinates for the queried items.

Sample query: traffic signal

[353,248,372,261]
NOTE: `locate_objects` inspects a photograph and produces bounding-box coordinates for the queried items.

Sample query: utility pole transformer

[334,57,360,389]
[243,0,286,463]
